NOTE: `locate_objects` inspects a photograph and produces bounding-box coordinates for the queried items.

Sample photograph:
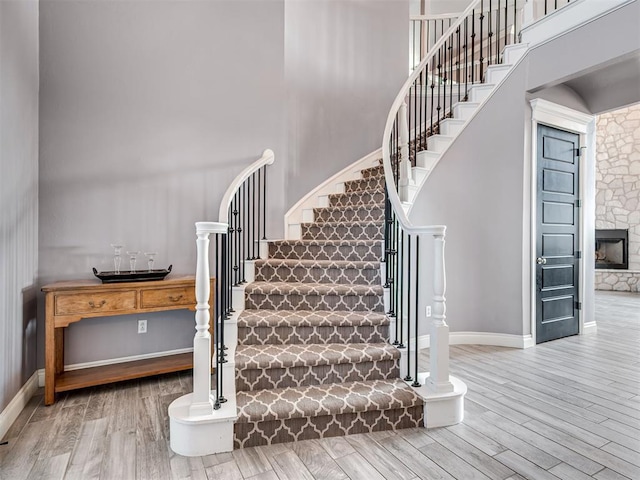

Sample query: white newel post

[190,223,215,416]
[398,101,412,202]
[426,231,454,394]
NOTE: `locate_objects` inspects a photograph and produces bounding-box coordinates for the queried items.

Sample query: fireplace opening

[595,229,628,270]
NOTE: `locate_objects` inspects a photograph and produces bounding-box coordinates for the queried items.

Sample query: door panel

[536,124,580,344]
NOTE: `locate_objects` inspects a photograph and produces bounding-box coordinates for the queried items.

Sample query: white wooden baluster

[398,101,412,202]
[189,222,217,416]
[426,231,454,394]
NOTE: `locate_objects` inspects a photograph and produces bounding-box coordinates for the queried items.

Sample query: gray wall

[38,0,286,366]
[38,0,409,367]
[409,1,640,337]
[283,0,409,208]
[0,0,39,412]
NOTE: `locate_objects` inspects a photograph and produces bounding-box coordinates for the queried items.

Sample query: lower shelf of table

[54,352,193,393]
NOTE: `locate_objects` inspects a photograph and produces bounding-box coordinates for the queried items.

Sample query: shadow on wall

[22,285,38,385]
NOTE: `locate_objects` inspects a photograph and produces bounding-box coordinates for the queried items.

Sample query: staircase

[233,164,424,448]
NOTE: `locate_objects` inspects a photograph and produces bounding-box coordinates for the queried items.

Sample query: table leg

[44,293,56,406]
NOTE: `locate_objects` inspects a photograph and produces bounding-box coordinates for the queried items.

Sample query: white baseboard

[0,371,39,441]
[37,347,194,387]
[412,331,534,351]
[582,321,597,335]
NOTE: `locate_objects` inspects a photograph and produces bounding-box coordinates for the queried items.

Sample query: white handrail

[410,13,462,21]
[218,149,275,224]
[382,0,482,235]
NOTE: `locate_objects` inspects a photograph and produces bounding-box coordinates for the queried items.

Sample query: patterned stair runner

[234,166,424,448]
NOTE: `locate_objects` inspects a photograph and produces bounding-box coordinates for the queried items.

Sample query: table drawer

[55,291,137,316]
[140,286,196,308]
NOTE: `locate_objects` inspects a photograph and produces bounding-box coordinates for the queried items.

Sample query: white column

[398,101,412,202]
[190,223,215,416]
[426,231,454,394]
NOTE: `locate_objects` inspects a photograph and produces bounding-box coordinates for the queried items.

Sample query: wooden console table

[42,276,214,405]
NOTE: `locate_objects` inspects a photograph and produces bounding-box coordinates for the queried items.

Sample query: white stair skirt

[414,373,467,429]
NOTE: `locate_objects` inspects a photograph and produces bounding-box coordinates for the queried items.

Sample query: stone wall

[595,103,640,291]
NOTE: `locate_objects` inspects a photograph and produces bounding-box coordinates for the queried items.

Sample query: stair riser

[245,292,385,312]
[344,176,385,193]
[361,165,385,178]
[329,191,385,207]
[255,264,380,285]
[235,360,399,392]
[268,242,383,262]
[314,206,384,224]
[237,324,389,346]
[301,223,383,241]
[234,406,424,448]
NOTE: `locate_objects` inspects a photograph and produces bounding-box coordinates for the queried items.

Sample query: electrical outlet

[425,306,432,317]
[138,319,147,334]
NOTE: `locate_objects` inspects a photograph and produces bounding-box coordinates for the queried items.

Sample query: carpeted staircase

[233,162,424,448]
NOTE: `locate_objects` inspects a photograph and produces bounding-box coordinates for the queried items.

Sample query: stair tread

[314,204,384,212]
[237,310,389,328]
[270,239,381,246]
[235,342,399,370]
[236,378,422,423]
[255,259,380,269]
[245,281,383,296]
[302,220,384,227]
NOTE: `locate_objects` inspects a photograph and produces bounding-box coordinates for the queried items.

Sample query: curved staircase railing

[184,149,275,413]
[382,0,525,404]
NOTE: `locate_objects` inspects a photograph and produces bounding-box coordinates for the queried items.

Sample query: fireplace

[595,229,628,269]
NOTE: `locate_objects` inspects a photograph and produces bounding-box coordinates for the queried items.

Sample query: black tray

[93,265,172,283]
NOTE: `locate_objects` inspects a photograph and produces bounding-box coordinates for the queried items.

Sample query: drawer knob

[169,295,183,302]
[88,300,107,308]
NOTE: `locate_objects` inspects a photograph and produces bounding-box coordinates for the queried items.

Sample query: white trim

[528,99,596,346]
[0,371,39,440]
[582,321,598,335]
[284,148,382,239]
[412,332,535,351]
[36,347,194,387]
[218,149,274,224]
[521,0,636,48]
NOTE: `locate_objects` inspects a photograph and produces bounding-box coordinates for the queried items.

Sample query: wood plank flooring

[1,291,638,479]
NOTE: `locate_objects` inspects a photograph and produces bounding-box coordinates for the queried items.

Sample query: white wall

[38,0,286,366]
[0,0,39,412]
[283,0,409,208]
[38,0,410,367]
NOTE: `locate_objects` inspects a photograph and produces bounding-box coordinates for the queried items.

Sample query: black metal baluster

[262,166,267,240]
[252,172,257,260]
[504,0,508,49]
[430,55,436,135]
[216,234,231,403]
[457,25,461,102]
[442,40,447,124]
[257,168,261,258]
[393,214,399,320]
[227,224,234,316]
[412,235,421,387]
[449,34,453,117]
[497,0,501,64]
[514,0,517,44]
[234,194,240,285]
[464,16,469,99]
[488,0,493,66]
[239,185,245,283]
[480,2,484,81]
[404,234,413,382]
[397,229,405,348]
[545,0,548,15]
[471,9,476,85]
[437,46,442,127]
[214,233,220,409]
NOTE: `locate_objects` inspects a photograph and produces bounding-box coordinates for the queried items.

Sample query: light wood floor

[1,291,638,479]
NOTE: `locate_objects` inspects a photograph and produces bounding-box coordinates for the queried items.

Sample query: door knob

[536,257,547,265]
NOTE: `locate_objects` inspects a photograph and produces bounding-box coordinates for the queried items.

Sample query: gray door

[536,124,580,344]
